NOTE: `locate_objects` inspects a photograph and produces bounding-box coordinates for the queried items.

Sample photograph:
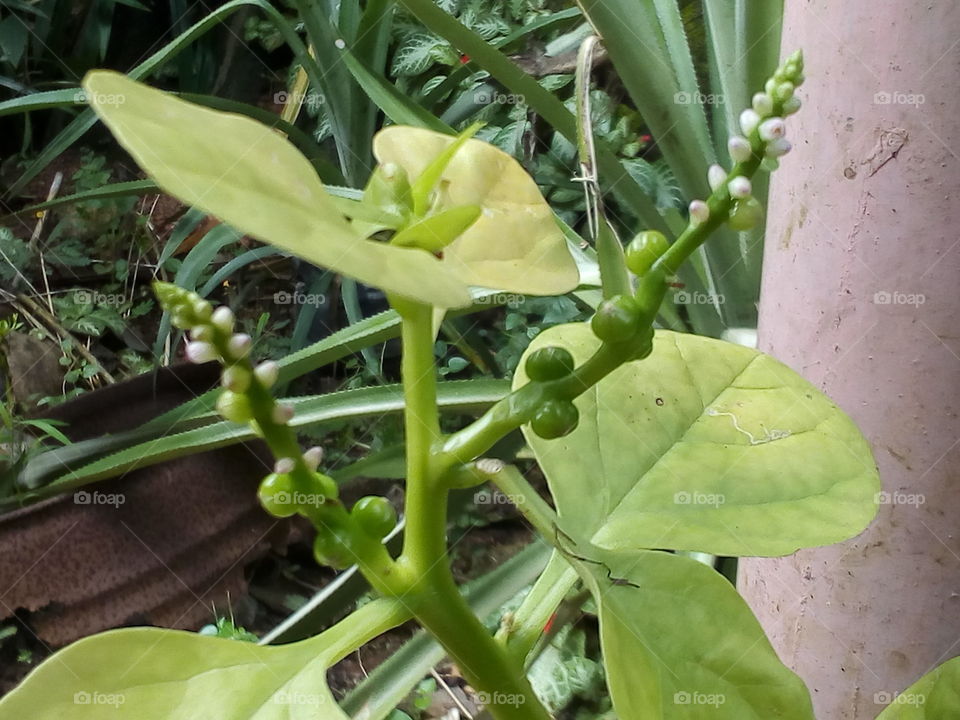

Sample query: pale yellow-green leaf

[82,71,471,308]
[373,126,580,296]
[0,598,406,719]
[516,325,879,556]
[587,549,815,719]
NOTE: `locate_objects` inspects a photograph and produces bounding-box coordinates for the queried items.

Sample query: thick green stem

[389,297,553,720]
[393,299,446,567]
[406,568,552,720]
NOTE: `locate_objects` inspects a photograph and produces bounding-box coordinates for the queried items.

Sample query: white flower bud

[758,117,786,142]
[221,365,251,393]
[254,360,279,388]
[782,96,802,115]
[689,200,710,226]
[707,164,728,191]
[752,92,774,117]
[272,403,295,425]
[274,457,295,475]
[211,306,235,333]
[728,176,752,199]
[185,341,218,364]
[765,138,793,158]
[728,136,753,164]
[739,109,760,136]
[227,333,252,360]
[304,446,324,471]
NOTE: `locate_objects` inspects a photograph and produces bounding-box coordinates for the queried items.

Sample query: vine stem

[389,297,553,720]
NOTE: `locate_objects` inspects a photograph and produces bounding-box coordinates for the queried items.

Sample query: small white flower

[274,457,296,474]
[728,136,753,164]
[304,446,324,471]
[758,117,786,142]
[728,176,752,199]
[707,164,728,191]
[782,96,802,115]
[254,361,279,388]
[689,200,710,226]
[765,138,793,158]
[739,109,760,135]
[272,403,295,425]
[211,306,235,333]
[227,333,252,359]
[752,92,774,117]
[185,341,218,364]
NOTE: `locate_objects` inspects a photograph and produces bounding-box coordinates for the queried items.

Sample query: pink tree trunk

[738,3,960,718]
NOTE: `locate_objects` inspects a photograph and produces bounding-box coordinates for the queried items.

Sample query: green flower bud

[727,197,764,231]
[530,399,579,440]
[524,346,576,382]
[591,294,641,343]
[221,365,251,393]
[216,390,253,423]
[625,231,670,277]
[313,521,355,570]
[258,473,297,518]
[352,496,397,539]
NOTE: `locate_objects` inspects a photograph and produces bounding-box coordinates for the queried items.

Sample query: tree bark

[738,3,960,718]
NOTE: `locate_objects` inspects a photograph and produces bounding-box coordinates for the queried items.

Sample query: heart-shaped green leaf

[587,549,814,719]
[0,598,406,719]
[515,325,879,556]
[82,71,471,309]
[874,656,960,719]
[373,126,580,296]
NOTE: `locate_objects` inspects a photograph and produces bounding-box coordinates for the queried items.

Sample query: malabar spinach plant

[0,51,902,720]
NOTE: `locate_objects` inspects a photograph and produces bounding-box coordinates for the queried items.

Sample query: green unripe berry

[530,399,579,440]
[216,390,253,423]
[728,197,764,231]
[591,294,640,344]
[258,473,297,518]
[313,521,355,570]
[525,346,575,382]
[352,496,397,539]
[625,231,670,276]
